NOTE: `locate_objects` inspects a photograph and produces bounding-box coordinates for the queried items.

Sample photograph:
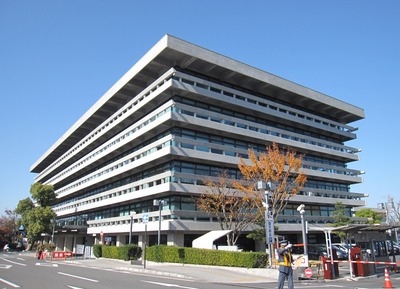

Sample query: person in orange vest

[277,240,294,289]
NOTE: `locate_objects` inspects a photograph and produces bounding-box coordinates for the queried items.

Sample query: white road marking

[0,258,26,266]
[57,272,99,282]
[0,264,12,269]
[294,285,345,288]
[0,277,20,288]
[66,286,85,289]
[141,280,199,289]
[35,262,58,267]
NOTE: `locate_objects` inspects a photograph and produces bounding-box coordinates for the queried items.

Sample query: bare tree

[0,209,19,245]
[196,171,262,246]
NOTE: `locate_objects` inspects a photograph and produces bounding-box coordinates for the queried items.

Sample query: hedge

[93,244,102,258]
[94,244,142,261]
[146,245,268,268]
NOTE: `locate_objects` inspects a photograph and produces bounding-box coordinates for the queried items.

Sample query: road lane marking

[141,280,198,289]
[36,262,58,267]
[0,277,20,288]
[57,272,99,282]
[67,286,85,289]
[0,264,12,269]
[0,258,26,266]
[296,283,346,289]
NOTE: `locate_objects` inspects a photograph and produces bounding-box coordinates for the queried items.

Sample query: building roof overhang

[31,35,365,174]
[309,223,400,233]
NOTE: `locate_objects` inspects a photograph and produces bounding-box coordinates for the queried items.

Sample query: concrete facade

[31,35,365,251]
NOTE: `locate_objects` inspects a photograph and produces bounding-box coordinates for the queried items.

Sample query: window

[196,83,208,89]
[181,163,195,174]
[181,143,194,149]
[181,110,194,116]
[211,148,223,154]
[181,197,195,210]
[223,91,234,97]
[196,145,209,152]
[210,87,221,94]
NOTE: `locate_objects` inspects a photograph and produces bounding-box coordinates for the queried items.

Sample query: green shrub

[100,244,142,261]
[118,244,142,261]
[146,245,267,268]
[102,245,120,259]
[93,244,102,258]
[43,243,56,252]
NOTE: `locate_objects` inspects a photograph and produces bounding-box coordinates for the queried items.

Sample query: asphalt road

[0,252,270,289]
[1,251,400,289]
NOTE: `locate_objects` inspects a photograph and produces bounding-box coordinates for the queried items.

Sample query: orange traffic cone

[383,268,393,288]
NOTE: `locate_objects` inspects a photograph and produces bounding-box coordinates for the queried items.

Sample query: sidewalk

[64,257,279,283]
[10,251,278,283]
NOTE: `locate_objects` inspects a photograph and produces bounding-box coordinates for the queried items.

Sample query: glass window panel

[196,83,208,89]
[181,143,194,149]
[196,145,209,152]
[211,148,223,154]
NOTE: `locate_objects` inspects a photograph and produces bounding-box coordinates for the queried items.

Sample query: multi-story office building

[30,35,365,251]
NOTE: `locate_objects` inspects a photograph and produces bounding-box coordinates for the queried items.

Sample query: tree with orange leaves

[235,143,307,225]
[196,171,262,246]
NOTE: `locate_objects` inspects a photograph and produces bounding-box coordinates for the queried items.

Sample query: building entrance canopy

[192,230,232,249]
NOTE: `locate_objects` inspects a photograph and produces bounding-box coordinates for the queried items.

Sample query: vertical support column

[116,235,122,247]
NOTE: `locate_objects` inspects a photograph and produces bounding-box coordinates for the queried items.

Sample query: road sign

[142,214,149,224]
[265,218,274,244]
[304,267,313,278]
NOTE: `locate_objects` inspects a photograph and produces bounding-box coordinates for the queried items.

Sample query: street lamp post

[128,211,136,244]
[297,204,308,266]
[154,199,167,245]
[51,219,56,244]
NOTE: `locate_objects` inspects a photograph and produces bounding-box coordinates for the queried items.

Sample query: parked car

[332,243,355,258]
[332,243,352,253]
[332,245,348,260]
[291,244,348,260]
[291,244,327,260]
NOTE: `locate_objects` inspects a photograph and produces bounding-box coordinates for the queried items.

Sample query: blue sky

[1,1,399,214]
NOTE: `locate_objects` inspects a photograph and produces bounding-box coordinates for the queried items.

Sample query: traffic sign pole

[142,214,149,269]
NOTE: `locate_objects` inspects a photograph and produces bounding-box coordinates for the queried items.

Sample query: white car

[332,243,348,252]
[332,243,354,253]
